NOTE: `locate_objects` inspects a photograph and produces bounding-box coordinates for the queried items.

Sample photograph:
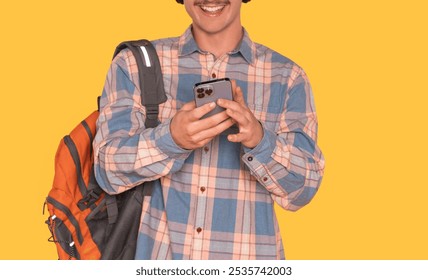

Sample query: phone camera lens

[197,88,204,94]
[197,93,205,99]
[205,89,213,95]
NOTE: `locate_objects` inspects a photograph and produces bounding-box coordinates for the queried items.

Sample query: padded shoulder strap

[113,40,167,128]
[110,40,164,197]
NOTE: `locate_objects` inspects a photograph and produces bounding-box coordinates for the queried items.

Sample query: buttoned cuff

[241,125,276,186]
[242,125,276,165]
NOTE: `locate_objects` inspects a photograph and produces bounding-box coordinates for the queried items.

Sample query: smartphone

[194,78,233,119]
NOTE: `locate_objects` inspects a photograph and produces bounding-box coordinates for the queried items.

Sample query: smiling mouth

[198,4,227,16]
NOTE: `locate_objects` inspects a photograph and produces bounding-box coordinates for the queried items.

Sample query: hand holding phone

[194,78,233,119]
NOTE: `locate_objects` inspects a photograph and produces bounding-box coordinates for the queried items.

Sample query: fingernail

[210,102,216,108]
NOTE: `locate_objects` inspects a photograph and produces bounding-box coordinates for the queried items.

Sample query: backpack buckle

[77,190,100,210]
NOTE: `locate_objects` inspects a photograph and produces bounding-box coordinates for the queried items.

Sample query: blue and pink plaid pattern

[93,27,325,259]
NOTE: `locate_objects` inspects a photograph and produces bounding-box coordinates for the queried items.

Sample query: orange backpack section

[45,110,102,259]
[44,39,167,260]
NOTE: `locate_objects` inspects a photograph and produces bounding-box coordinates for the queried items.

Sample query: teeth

[201,6,224,13]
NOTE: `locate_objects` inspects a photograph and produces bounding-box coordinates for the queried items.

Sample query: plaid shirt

[93,27,325,260]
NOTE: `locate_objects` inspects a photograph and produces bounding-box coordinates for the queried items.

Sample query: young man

[93,0,325,259]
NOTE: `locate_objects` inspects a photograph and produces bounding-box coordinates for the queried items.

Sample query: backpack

[43,39,167,260]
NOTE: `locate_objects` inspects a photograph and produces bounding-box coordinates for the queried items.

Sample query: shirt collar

[178,26,256,66]
[179,26,200,56]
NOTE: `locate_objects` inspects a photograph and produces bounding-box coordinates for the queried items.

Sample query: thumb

[192,101,216,119]
[180,100,196,111]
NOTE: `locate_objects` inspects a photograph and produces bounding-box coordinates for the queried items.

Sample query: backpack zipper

[46,196,84,245]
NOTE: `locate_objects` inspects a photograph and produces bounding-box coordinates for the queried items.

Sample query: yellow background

[1,0,427,260]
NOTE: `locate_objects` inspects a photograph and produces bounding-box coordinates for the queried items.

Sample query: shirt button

[248,156,253,161]
[263,177,268,182]
[203,146,209,153]
[211,73,217,79]
[196,227,202,234]
[200,187,206,193]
